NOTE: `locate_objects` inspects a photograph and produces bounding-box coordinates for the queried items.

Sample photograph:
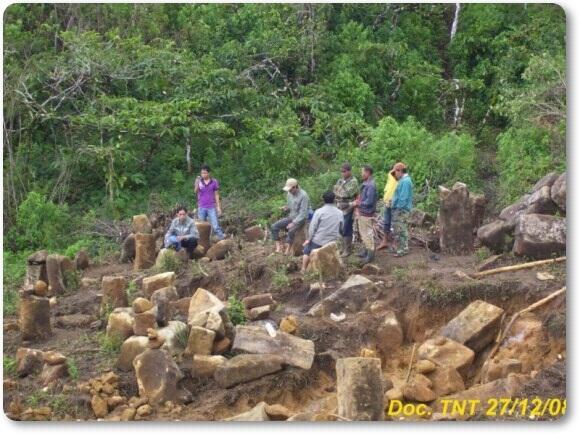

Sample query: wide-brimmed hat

[283,178,298,192]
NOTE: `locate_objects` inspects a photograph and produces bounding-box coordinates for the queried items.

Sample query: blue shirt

[359,177,378,216]
[392,174,413,212]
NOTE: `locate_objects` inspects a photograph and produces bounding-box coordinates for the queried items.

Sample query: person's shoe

[357,249,367,258]
[393,250,409,258]
[377,236,389,251]
[340,237,352,258]
[361,249,375,265]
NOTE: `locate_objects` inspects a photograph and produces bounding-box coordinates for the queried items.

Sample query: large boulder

[142,272,176,299]
[532,172,559,192]
[133,349,183,405]
[499,195,530,225]
[376,310,404,356]
[417,337,475,377]
[206,239,234,261]
[214,354,284,388]
[481,358,523,383]
[195,221,212,251]
[336,357,384,421]
[132,214,152,234]
[244,225,264,242]
[192,355,227,378]
[133,309,157,336]
[187,288,225,327]
[19,295,52,341]
[117,336,149,371]
[550,172,566,212]
[305,242,343,280]
[134,233,156,270]
[440,300,504,352]
[101,276,128,311]
[184,326,215,357]
[154,248,179,269]
[120,234,136,263]
[74,250,90,270]
[232,325,315,370]
[307,274,378,317]
[438,182,473,254]
[525,185,558,215]
[16,348,44,377]
[106,308,135,340]
[426,366,465,397]
[512,214,566,258]
[476,220,515,253]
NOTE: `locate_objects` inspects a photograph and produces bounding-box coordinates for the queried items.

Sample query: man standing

[194,164,225,240]
[354,165,378,264]
[301,191,343,273]
[377,162,405,251]
[271,178,310,254]
[164,206,199,258]
[333,162,359,257]
[391,164,413,257]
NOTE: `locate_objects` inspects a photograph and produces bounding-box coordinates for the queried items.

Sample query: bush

[3,250,31,315]
[227,294,247,326]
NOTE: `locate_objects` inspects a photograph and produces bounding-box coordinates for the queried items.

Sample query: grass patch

[97,331,123,357]
[67,357,80,381]
[153,249,183,274]
[4,356,17,377]
[271,265,290,289]
[126,280,137,305]
[63,269,81,292]
[474,246,493,262]
[227,293,247,326]
[175,325,190,349]
[25,390,50,408]
[392,267,408,281]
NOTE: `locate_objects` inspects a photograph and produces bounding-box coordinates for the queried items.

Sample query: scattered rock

[306,242,343,280]
[156,321,188,355]
[106,308,135,341]
[409,208,434,227]
[21,406,52,421]
[40,362,68,386]
[438,182,474,254]
[205,310,226,338]
[477,220,515,253]
[225,402,270,421]
[415,359,437,374]
[117,336,149,371]
[376,310,403,355]
[184,326,216,357]
[550,172,566,212]
[232,324,315,369]
[101,276,128,311]
[499,195,530,225]
[43,351,67,365]
[25,250,48,288]
[142,272,176,299]
[81,277,99,288]
[150,286,179,326]
[248,305,270,320]
[244,225,264,242]
[195,221,212,251]
[133,309,158,336]
[532,172,559,192]
[279,315,298,334]
[136,404,153,418]
[212,337,232,355]
[426,366,465,396]
[403,373,437,402]
[132,214,153,234]
[307,274,377,317]
[33,280,48,297]
[120,234,136,263]
[133,349,184,405]
[359,347,378,358]
[361,263,382,275]
[336,357,384,421]
[91,395,108,418]
[192,355,227,377]
[214,354,284,388]
[19,294,52,341]
[526,185,558,215]
[134,233,157,270]
[482,358,523,383]
[242,293,275,310]
[74,250,90,270]
[188,288,226,327]
[385,387,404,401]
[133,297,154,314]
[441,300,504,352]
[265,403,293,421]
[169,297,191,321]
[16,348,44,377]
[55,313,95,328]
[206,239,234,261]
[513,214,566,258]
[417,337,475,377]
[146,328,165,349]
[46,254,66,295]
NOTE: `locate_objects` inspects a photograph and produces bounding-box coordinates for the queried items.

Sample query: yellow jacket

[383,172,398,203]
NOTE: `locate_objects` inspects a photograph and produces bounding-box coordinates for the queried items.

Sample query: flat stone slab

[417,337,475,377]
[214,354,284,388]
[232,325,315,370]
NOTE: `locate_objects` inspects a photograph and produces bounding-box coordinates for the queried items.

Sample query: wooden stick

[405,343,417,383]
[478,287,566,383]
[471,257,565,279]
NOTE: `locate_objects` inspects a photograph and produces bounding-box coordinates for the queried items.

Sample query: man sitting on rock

[164,206,199,258]
[301,191,344,273]
[271,178,310,255]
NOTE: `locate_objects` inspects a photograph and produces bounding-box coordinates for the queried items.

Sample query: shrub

[227,294,247,326]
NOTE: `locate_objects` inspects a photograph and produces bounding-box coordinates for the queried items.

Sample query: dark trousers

[271,217,303,243]
[342,210,354,237]
[383,207,393,234]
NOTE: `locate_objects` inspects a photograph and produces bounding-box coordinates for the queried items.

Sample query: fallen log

[470,256,565,279]
[405,343,417,383]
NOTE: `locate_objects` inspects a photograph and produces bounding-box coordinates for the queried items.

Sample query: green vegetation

[97,331,124,357]
[271,265,291,290]
[66,358,80,381]
[3,4,565,262]
[3,356,17,377]
[227,294,247,326]
[153,250,182,274]
[475,246,493,262]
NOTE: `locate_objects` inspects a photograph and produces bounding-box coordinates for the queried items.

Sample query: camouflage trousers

[392,209,410,254]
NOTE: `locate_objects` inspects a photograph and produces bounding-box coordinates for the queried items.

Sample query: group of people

[163,162,414,269]
[271,162,414,272]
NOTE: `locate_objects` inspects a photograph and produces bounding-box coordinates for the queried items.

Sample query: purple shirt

[196,178,219,209]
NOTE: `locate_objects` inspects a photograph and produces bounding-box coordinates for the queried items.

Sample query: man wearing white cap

[271,178,310,254]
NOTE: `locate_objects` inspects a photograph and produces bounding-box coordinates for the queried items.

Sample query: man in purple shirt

[194,164,225,240]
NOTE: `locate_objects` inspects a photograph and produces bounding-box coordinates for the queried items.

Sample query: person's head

[361,165,373,181]
[340,162,352,179]
[176,206,188,223]
[322,191,335,204]
[283,178,299,195]
[200,164,211,180]
[392,162,407,180]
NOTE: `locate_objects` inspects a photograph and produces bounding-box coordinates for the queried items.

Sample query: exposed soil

[3,235,566,421]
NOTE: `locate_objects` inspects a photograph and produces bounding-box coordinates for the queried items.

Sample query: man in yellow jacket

[378,162,405,251]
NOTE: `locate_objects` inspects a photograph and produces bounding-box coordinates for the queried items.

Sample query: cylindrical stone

[336,357,384,421]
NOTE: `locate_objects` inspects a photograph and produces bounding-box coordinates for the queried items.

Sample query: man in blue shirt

[353,165,378,264]
[391,164,413,257]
